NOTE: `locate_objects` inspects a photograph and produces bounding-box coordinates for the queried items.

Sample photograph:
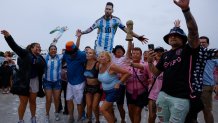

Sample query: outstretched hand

[138,35,148,44]
[76,29,82,37]
[173,0,190,10]
[1,30,10,37]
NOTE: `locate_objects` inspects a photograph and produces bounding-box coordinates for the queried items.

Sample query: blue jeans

[156,91,190,123]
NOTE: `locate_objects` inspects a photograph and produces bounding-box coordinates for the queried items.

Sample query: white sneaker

[55,113,60,121]
[45,115,49,123]
[31,117,36,123]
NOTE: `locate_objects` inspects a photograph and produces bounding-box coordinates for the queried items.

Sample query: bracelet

[182,7,190,13]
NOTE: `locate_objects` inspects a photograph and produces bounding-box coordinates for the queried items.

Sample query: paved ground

[0,90,217,123]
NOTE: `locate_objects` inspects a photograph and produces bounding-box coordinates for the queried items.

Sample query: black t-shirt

[156,44,197,99]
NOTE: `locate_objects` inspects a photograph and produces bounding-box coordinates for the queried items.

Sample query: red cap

[65,41,75,51]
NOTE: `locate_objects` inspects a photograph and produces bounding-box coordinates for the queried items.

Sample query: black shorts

[116,84,126,105]
[126,90,148,108]
[84,84,102,94]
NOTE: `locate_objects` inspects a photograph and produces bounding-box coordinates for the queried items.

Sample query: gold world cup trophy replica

[126,20,134,41]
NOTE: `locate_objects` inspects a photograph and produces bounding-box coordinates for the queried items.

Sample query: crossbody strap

[132,66,157,94]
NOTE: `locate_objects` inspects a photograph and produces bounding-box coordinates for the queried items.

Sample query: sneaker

[31,117,36,123]
[2,90,7,94]
[6,89,10,94]
[44,115,49,123]
[68,117,74,123]
[55,113,60,121]
[18,120,24,123]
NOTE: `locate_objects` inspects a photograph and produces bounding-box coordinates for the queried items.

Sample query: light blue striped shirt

[82,16,125,54]
[203,59,218,86]
[44,54,62,82]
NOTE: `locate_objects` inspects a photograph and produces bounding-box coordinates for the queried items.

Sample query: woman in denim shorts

[43,45,62,123]
[98,51,131,123]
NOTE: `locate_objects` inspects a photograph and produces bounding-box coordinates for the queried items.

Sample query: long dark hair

[26,42,39,53]
[112,45,125,56]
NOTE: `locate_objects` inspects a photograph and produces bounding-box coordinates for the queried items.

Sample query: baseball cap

[65,41,76,51]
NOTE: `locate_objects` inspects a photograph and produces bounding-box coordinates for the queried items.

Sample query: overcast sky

[1,0,218,53]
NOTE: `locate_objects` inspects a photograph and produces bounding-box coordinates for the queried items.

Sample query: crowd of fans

[1,0,218,123]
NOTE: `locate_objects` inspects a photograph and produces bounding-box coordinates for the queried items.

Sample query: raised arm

[50,26,68,46]
[80,21,98,35]
[147,51,162,77]
[75,29,82,49]
[174,0,199,48]
[123,27,148,44]
[126,41,133,59]
[1,30,27,58]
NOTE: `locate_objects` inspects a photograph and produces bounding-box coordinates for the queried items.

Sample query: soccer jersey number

[105,27,111,33]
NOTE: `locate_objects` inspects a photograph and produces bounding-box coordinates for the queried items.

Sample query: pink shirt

[145,62,163,101]
[126,61,149,99]
[112,54,130,78]
[112,54,129,69]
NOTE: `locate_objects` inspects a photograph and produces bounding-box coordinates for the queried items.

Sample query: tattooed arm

[174,0,199,49]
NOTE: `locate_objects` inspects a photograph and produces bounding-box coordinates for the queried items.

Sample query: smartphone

[148,44,154,50]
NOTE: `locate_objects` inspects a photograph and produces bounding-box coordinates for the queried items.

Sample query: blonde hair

[88,49,97,60]
[98,51,112,62]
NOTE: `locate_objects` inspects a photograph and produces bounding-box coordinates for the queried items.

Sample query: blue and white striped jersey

[83,16,125,54]
[44,54,62,82]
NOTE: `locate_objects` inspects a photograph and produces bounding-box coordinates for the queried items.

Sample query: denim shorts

[43,79,62,90]
[104,88,120,103]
